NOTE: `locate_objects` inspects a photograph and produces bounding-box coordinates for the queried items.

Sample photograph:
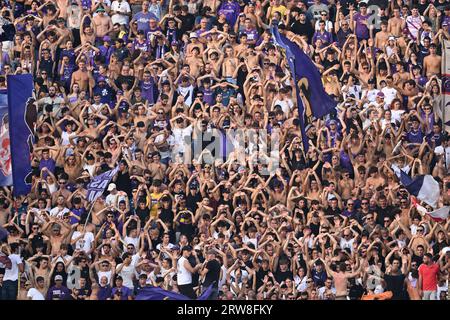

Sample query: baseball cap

[103,35,111,42]
[189,32,198,38]
[97,76,106,82]
[55,275,63,281]
[388,36,396,41]
[107,183,116,191]
[377,91,385,97]
[96,7,105,12]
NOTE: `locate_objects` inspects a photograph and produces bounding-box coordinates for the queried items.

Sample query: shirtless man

[41,219,72,256]
[423,44,441,78]
[222,46,238,82]
[324,260,362,300]
[374,21,390,50]
[388,7,406,53]
[338,170,354,201]
[185,47,204,78]
[71,60,94,92]
[185,33,204,58]
[93,8,113,41]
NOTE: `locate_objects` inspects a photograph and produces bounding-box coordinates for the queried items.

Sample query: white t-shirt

[49,206,70,219]
[124,236,139,249]
[111,0,131,25]
[318,286,336,299]
[4,254,23,281]
[171,125,193,154]
[116,263,135,289]
[105,193,126,207]
[340,237,355,253]
[381,87,398,106]
[98,270,113,284]
[27,288,45,300]
[71,231,94,254]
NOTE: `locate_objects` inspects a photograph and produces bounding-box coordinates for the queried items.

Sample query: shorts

[422,291,437,300]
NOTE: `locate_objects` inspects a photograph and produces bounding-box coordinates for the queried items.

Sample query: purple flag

[86,166,119,202]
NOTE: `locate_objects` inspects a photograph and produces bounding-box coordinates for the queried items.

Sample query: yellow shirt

[149,192,163,218]
[270,5,287,18]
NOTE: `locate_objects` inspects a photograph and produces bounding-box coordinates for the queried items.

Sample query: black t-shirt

[115,171,132,198]
[375,206,394,225]
[384,273,407,300]
[135,207,150,222]
[309,222,320,236]
[186,191,202,213]
[255,268,269,289]
[290,20,314,42]
[179,13,195,34]
[159,207,174,226]
[274,269,293,283]
[412,254,424,266]
[203,259,221,287]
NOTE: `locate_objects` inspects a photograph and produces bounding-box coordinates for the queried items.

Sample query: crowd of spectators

[0,0,449,300]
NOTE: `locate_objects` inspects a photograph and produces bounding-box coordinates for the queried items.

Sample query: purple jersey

[219,1,240,27]
[140,79,156,104]
[241,28,259,42]
[133,38,151,53]
[354,12,370,40]
[312,30,333,46]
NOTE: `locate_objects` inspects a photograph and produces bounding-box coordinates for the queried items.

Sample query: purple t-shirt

[219,1,240,27]
[407,129,424,144]
[140,79,156,104]
[312,30,333,46]
[241,28,259,42]
[39,158,56,178]
[354,12,370,40]
[111,286,133,300]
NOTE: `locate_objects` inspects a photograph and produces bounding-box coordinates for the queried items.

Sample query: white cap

[435,146,444,155]
[189,32,198,38]
[107,183,116,191]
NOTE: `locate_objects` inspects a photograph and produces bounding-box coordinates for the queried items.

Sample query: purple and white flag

[86,166,119,202]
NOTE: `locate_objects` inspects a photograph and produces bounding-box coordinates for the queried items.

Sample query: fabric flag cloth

[440,39,450,134]
[7,74,34,196]
[411,197,449,222]
[135,284,215,301]
[86,166,120,202]
[0,17,16,42]
[270,24,336,152]
[0,89,12,187]
[394,165,440,208]
[270,25,309,153]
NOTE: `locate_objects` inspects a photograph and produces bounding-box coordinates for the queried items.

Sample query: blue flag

[7,75,34,197]
[271,25,337,151]
[0,90,12,187]
[271,25,309,153]
[86,166,120,202]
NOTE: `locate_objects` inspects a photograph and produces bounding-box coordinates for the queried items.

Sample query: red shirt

[418,263,439,291]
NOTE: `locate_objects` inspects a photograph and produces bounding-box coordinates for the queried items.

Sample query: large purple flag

[7,75,35,196]
[135,284,215,300]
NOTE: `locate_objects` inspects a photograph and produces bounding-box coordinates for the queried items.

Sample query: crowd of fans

[0,0,449,301]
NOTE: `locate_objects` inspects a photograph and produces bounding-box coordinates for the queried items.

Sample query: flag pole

[82,201,96,233]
